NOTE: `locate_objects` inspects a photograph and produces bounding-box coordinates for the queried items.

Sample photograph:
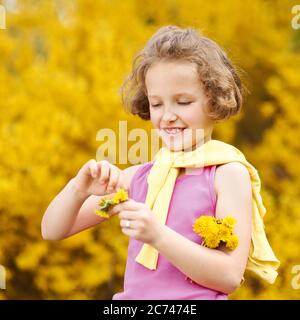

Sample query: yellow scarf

[135,139,280,284]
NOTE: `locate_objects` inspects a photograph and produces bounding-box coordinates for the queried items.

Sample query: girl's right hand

[73,159,127,198]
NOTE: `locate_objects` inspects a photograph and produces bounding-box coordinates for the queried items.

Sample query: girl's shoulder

[214,162,251,198]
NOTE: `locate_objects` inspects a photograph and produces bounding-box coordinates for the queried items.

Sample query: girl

[41,25,279,300]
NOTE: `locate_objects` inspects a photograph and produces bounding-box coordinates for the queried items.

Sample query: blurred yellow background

[0,0,299,299]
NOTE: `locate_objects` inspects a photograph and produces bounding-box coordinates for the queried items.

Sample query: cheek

[182,105,210,127]
[149,110,161,127]
[178,109,199,126]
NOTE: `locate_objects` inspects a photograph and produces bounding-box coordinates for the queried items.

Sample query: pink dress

[112,162,228,300]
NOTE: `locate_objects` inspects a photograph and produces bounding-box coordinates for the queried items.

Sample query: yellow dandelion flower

[112,189,128,204]
[225,235,239,250]
[95,188,128,218]
[216,218,223,224]
[218,224,231,241]
[194,215,215,227]
[95,209,110,218]
[204,235,220,249]
[193,215,216,238]
[193,214,239,251]
[223,216,236,227]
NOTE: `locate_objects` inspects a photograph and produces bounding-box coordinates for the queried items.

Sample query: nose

[162,107,177,123]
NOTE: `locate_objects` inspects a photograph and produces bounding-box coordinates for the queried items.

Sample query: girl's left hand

[109,199,163,246]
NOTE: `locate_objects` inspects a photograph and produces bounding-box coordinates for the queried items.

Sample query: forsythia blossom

[95,189,128,218]
[192,215,239,250]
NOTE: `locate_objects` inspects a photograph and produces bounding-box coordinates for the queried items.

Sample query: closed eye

[178,102,192,105]
[150,102,192,107]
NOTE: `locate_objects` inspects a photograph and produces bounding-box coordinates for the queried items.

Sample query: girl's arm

[41,163,142,240]
[152,162,252,294]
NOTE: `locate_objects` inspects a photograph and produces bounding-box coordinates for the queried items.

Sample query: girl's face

[145,60,214,152]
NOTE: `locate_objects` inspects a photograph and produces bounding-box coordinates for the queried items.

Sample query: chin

[163,141,194,152]
[158,128,201,152]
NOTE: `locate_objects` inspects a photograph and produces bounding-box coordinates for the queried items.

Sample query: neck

[192,135,211,150]
[162,129,213,153]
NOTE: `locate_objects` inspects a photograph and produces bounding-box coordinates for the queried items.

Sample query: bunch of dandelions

[95,189,128,218]
[192,215,239,250]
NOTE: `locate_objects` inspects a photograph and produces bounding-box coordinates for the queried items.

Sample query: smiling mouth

[161,128,186,135]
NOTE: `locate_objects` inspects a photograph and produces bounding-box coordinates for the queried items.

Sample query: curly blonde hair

[119,25,244,122]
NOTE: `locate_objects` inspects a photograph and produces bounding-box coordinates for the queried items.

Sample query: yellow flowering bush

[0,0,298,301]
[95,189,128,218]
[193,215,239,250]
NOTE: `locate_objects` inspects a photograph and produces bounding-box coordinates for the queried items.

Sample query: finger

[98,161,110,184]
[89,160,98,178]
[118,210,138,220]
[110,199,140,214]
[120,218,135,229]
[81,159,96,177]
[118,199,142,210]
[116,172,128,191]
[121,227,135,238]
[107,166,120,193]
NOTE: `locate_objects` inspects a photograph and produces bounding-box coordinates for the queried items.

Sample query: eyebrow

[148,93,195,98]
